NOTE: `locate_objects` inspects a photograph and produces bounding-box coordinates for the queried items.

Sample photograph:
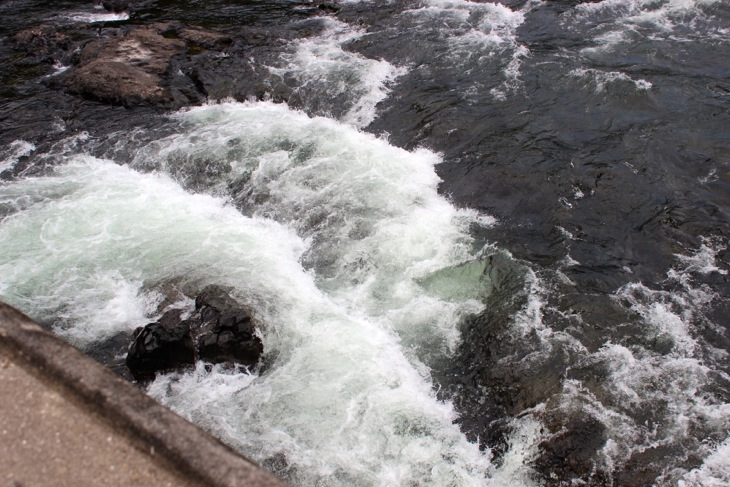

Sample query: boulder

[534,414,609,485]
[102,0,157,13]
[125,286,264,382]
[68,60,170,106]
[65,26,185,107]
[125,310,195,382]
[318,3,340,14]
[196,287,263,366]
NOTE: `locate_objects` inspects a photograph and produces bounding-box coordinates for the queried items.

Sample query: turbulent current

[1,0,729,486]
[0,103,501,485]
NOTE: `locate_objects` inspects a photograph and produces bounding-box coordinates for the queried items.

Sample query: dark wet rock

[195,286,264,367]
[125,285,263,382]
[12,25,70,56]
[178,27,233,49]
[435,252,578,461]
[102,0,131,12]
[616,444,695,487]
[9,24,78,76]
[59,22,287,107]
[261,452,298,481]
[86,331,136,381]
[102,0,156,13]
[64,26,186,107]
[317,3,340,14]
[68,60,173,106]
[125,311,196,382]
[74,27,184,71]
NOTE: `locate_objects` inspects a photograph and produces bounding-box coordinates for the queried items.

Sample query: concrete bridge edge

[0,302,289,487]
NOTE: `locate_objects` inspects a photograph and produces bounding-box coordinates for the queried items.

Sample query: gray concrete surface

[0,302,289,487]
[0,353,198,487]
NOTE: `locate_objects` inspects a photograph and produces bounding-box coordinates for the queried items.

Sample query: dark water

[1,0,729,485]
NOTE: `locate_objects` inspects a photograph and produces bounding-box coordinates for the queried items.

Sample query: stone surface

[126,286,264,381]
[534,413,609,486]
[178,28,232,49]
[13,24,69,56]
[196,287,264,367]
[125,314,195,382]
[65,27,185,107]
[102,0,131,12]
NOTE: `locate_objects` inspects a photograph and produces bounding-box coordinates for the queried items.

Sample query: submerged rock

[535,413,609,485]
[125,286,263,382]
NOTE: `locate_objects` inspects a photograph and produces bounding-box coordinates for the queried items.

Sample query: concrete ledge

[0,302,289,487]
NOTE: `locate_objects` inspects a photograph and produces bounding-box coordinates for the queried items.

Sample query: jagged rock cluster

[126,285,263,382]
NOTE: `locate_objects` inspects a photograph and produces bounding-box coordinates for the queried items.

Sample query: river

[1,0,729,485]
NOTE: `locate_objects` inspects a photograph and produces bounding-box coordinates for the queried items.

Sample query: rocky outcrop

[65,26,186,107]
[11,24,75,71]
[125,310,195,382]
[177,28,232,49]
[195,286,264,366]
[125,286,264,382]
[13,25,70,56]
[8,3,340,113]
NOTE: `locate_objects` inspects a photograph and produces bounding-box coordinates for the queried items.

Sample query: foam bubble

[674,238,728,277]
[44,62,71,78]
[533,237,730,481]
[569,0,727,52]
[0,155,310,344]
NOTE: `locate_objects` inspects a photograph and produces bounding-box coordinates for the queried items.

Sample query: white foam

[0,156,309,345]
[468,231,730,482]
[618,282,699,357]
[404,0,528,100]
[63,11,130,23]
[269,19,406,128]
[0,140,35,173]
[0,102,508,485]
[680,436,730,486]
[539,238,730,480]
[489,413,543,486]
[43,62,71,78]
[569,0,727,52]
[569,68,653,92]
[564,344,730,482]
[674,238,728,276]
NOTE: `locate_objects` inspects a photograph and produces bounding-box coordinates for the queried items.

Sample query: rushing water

[1,0,730,485]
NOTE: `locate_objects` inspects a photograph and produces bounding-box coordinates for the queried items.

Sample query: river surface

[1,1,729,485]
